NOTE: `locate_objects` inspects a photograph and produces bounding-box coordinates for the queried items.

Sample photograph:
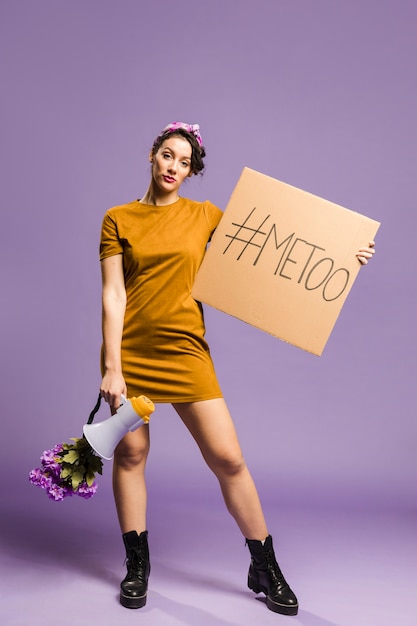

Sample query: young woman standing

[99,122,375,615]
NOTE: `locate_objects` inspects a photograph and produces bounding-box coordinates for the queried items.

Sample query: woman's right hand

[100,370,127,412]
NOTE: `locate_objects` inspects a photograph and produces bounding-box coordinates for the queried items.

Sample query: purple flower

[52,443,64,455]
[40,449,58,467]
[48,462,62,478]
[29,467,43,486]
[77,481,98,499]
[29,468,53,490]
[39,473,53,490]
[47,483,66,502]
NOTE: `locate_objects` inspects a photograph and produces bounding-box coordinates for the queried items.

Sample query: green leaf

[61,467,72,479]
[86,470,95,487]
[88,456,103,474]
[71,470,84,489]
[61,450,80,464]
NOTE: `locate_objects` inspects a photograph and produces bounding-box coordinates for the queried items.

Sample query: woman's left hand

[356,240,375,265]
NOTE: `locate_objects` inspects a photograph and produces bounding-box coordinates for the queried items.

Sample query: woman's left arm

[356,240,376,265]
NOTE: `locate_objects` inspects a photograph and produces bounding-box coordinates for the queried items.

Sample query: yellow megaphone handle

[129,395,155,423]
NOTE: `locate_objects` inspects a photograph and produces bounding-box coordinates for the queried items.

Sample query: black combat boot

[120,530,150,609]
[246,535,298,616]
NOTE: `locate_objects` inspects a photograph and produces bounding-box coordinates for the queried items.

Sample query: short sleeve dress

[99,197,224,403]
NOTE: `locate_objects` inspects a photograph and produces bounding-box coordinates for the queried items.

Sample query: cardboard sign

[192,167,380,356]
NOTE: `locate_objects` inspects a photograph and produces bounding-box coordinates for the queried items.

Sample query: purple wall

[1,1,415,511]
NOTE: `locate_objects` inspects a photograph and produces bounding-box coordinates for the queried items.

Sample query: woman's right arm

[100,254,127,411]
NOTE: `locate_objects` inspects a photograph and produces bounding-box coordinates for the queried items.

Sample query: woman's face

[151,136,192,196]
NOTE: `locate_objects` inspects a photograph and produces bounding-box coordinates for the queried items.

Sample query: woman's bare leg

[173,398,268,540]
[112,424,150,534]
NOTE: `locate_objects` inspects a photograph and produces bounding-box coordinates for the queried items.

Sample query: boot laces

[264,549,287,586]
[125,548,146,579]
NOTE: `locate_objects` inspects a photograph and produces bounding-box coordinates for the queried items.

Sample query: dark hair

[151,128,206,175]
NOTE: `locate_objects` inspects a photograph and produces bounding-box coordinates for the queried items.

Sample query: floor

[1,479,416,626]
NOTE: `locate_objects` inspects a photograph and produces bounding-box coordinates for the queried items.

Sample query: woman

[99,122,375,615]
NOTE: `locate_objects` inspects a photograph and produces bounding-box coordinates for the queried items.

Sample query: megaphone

[83,395,155,460]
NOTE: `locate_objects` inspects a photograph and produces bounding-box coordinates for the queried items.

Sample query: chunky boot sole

[120,590,147,609]
[248,575,298,616]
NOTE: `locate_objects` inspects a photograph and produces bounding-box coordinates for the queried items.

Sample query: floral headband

[160,121,203,147]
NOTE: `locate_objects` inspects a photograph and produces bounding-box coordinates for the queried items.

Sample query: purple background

[1,2,416,625]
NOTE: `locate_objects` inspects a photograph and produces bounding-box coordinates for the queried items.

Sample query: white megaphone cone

[83,395,155,460]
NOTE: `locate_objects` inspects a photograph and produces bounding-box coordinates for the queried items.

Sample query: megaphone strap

[87,394,102,425]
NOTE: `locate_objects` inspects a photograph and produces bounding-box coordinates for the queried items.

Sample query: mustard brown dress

[99,197,224,403]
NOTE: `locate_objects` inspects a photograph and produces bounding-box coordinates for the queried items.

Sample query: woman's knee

[114,431,150,470]
[209,450,247,479]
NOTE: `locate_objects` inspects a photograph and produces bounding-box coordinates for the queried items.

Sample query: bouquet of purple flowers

[29,395,105,501]
[29,437,103,501]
